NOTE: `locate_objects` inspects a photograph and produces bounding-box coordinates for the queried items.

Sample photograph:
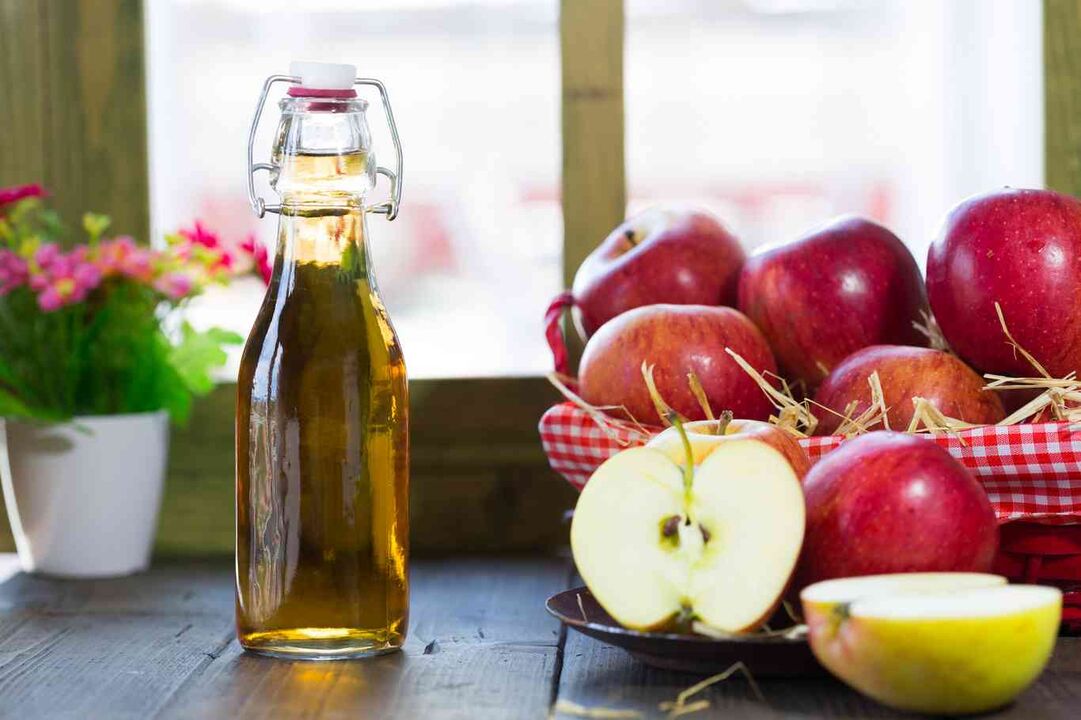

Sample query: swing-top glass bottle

[236,61,408,659]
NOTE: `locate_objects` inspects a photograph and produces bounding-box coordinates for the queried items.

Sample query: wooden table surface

[0,556,1077,719]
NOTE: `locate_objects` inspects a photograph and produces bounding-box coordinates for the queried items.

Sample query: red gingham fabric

[539,401,1081,525]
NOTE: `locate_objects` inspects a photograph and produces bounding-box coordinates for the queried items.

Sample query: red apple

[737,216,928,389]
[926,188,1081,378]
[796,432,999,590]
[813,345,1005,435]
[572,207,745,336]
[578,304,776,425]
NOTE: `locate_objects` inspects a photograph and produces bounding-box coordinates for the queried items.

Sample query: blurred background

[146,0,1042,379]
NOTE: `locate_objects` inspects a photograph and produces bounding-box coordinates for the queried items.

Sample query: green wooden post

[559,0,626,367]
[0,0,149,240]
[1045,0,1081,196]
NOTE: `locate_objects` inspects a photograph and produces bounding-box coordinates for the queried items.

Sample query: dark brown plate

[546,587,823,676]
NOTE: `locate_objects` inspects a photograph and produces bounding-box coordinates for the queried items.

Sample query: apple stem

[713,410,733,436]
[623,228,638,247]
[665,409,696,491]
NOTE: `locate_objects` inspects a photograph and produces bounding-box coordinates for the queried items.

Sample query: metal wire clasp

[246,74,405,220]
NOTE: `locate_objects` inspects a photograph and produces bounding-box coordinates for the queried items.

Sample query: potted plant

[0,184,265,577]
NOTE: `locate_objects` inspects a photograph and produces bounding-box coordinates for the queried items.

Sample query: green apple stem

[665,409,696,492]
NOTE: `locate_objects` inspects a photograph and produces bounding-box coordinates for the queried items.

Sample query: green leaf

[169,323,243,396]
[0,387,33,419]
[82,213,111,243]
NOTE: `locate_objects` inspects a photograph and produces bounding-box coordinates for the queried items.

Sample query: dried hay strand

[686,371,715,422]
[546,372,653,445]
[725,348,818,436]
[692,621,808,642]
[657,661,765,719]
[808,371,891,437]
[905,397,980,445]
[641,362,686,427]
[913,310,951,352]
[981,302,1081,425]
[550,701,643,719]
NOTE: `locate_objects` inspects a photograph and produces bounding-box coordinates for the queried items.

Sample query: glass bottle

[236,62,408,659]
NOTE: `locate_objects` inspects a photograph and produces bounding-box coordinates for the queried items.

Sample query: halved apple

[802,573,1061,715]
[570,424,806,633]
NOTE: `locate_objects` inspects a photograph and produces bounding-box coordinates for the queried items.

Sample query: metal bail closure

[246,72,405,221]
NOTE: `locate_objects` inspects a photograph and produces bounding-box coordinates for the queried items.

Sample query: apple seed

[661,515,681,538]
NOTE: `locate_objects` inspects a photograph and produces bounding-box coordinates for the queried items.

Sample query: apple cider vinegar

[236,63,408,659]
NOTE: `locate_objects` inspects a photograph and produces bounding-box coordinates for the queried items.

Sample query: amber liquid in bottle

[236,151,409,659]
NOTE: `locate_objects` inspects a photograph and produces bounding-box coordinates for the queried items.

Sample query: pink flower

[0,250,29,295]
[33,243,62,269]
[73,261,102,289]
[0,184,47,210]
[37,286,66,311]
[179,221,221,249]
[95,237,154,281]
[240,234,272,285]
[26,247,104,312]
[175,222,239,276]
[153,272,194,300]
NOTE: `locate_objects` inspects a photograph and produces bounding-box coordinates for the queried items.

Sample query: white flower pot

[0,411,169,578]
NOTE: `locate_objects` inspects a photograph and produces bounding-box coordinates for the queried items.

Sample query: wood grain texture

[0,0,149,240]
[560,0,626,285]
[0,557,1079,718]
[157,557,568,720]
[559,0,626,368]
[0,377,575,556]
[1046,0,1081,196]
[0,0,48,186]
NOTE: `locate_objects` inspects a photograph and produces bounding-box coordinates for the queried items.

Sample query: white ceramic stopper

[289,61,356,90]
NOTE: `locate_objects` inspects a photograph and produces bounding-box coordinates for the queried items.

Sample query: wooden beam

[560,0,626,285]
[1045,0,1081,195]
[0,0,149,240]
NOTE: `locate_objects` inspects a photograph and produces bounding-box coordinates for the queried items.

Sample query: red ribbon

[544,290,576,377]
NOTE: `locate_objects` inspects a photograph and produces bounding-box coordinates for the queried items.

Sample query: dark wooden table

[0,556,1077,719]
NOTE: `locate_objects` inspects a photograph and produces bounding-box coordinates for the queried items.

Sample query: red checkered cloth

[539,401,1081,525]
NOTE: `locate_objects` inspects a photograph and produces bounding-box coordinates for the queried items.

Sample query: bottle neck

[272,209,372,288]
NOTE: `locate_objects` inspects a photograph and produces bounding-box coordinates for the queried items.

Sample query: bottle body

[236,202,409,659]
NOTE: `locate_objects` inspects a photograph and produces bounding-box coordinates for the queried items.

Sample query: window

[147,0,561,379]
[624,0,1043,264]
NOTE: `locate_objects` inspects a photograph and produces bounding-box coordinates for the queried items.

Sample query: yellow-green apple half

[797,432,998,590]
[813,345,1005,435]
[737,216,928,389]
[648,418,811,479]
[572,207,745,337]
[570,421,806,632]
[927,188,1081,377]
[802,573,1061,715]
[578,304,777,425]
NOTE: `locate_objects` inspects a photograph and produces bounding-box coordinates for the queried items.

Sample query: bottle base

[239,627,403,661]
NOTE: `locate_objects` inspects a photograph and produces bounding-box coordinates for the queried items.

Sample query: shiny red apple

[796,432,999,590]
[578,304,776,425]
[926,188,1081,378]
[737,216,928,389]
[572,207,745,337]
[813,345,1005,436]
